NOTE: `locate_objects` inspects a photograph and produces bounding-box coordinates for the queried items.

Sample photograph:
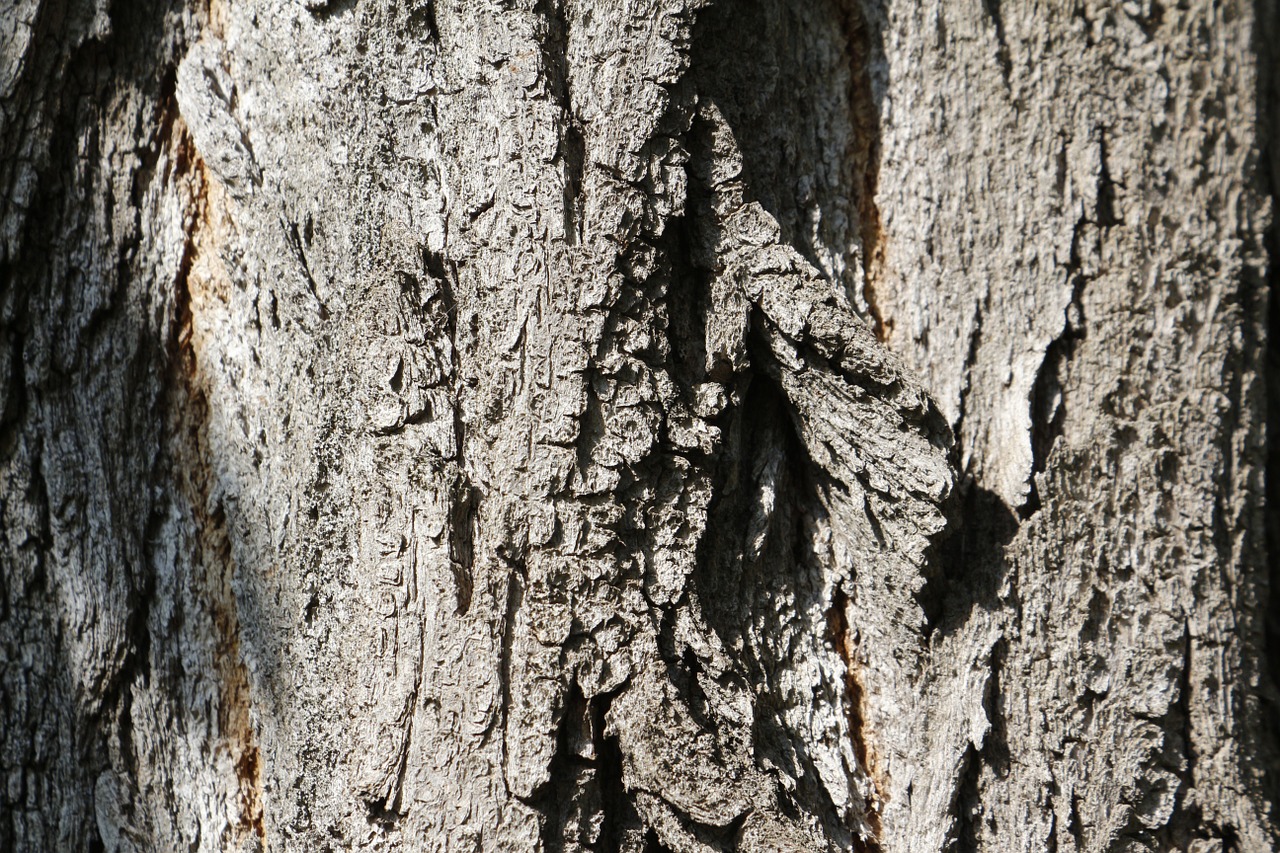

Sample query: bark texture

[0,0,1276,851]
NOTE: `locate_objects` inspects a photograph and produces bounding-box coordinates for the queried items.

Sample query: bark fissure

[169,130,267,846]
[594,693,634,853]
[827,589,884,852]
[980,0,1013,89]
[1024,244,1088,520]
[949,744,981,853]
[285,218,331,320]
[836,0,888,339]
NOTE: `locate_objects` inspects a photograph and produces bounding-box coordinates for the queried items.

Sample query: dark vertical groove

[448,476,477,615]
[839,0,889,339]
[594,691,635,853]
[1095,129,1121,228]
[949,640,1009,852]
[950,744,982,853]
[562,122,585,246]
[980,0,1013,87]
[662,212,709,387]
[536,0,584,246]
[1024,229,1088,520]
[0,319,29,472]
[1259,0,1280,807]
[285,219,330,319]
[537,684,581,853]
[950,299,984,476]
[642,828,673,852]
[498,559,523,799]
[827,589,883,852]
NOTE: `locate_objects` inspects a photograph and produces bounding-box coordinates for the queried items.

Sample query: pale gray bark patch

[1,0,1278,851]
[872,1,1280,850]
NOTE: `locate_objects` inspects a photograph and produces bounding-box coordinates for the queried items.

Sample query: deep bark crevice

[980,0,1013,88]
[1024,250,1088,520]
[1095,129,1121,229]
[836,0,889,339]
[534,0,585,247]
[1023,206,1098,522]
[1259,0,1280,811]
[535,683,587,852]
[662,212,710,389]
[827,588,883,852]
[447,476,477,615]
[1150,625,1198,848]
[642,828,673,853]
[950,298,985,478]
[285,219,331,320]
[949,638,1009,853]
[594,692,633,853]
[927,480,1016,642]
[691,0,886,329]
[949,744,982,853]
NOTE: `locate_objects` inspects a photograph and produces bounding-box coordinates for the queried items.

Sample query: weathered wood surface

[1,0,1276,850]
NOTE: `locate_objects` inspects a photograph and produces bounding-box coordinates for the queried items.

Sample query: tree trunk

[1,0,1276,850]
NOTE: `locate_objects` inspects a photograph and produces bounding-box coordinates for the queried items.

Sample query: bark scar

[828,587,885,851]
[170,122,266,846]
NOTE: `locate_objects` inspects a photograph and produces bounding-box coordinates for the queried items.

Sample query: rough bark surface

[0,0,1275,851]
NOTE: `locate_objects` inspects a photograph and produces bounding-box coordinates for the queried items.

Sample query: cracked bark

[1,0,1277,851]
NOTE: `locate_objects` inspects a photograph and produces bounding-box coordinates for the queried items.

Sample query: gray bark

[1,0,1276,851]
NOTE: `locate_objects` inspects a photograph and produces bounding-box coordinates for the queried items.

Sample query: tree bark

[1,0,1276,851]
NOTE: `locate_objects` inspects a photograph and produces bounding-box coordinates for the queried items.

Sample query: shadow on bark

[691,0,887,330]
[1257,0,1280,809]
[0,0,282,846]
[677,1,900,845]
[925,481,1017,643]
